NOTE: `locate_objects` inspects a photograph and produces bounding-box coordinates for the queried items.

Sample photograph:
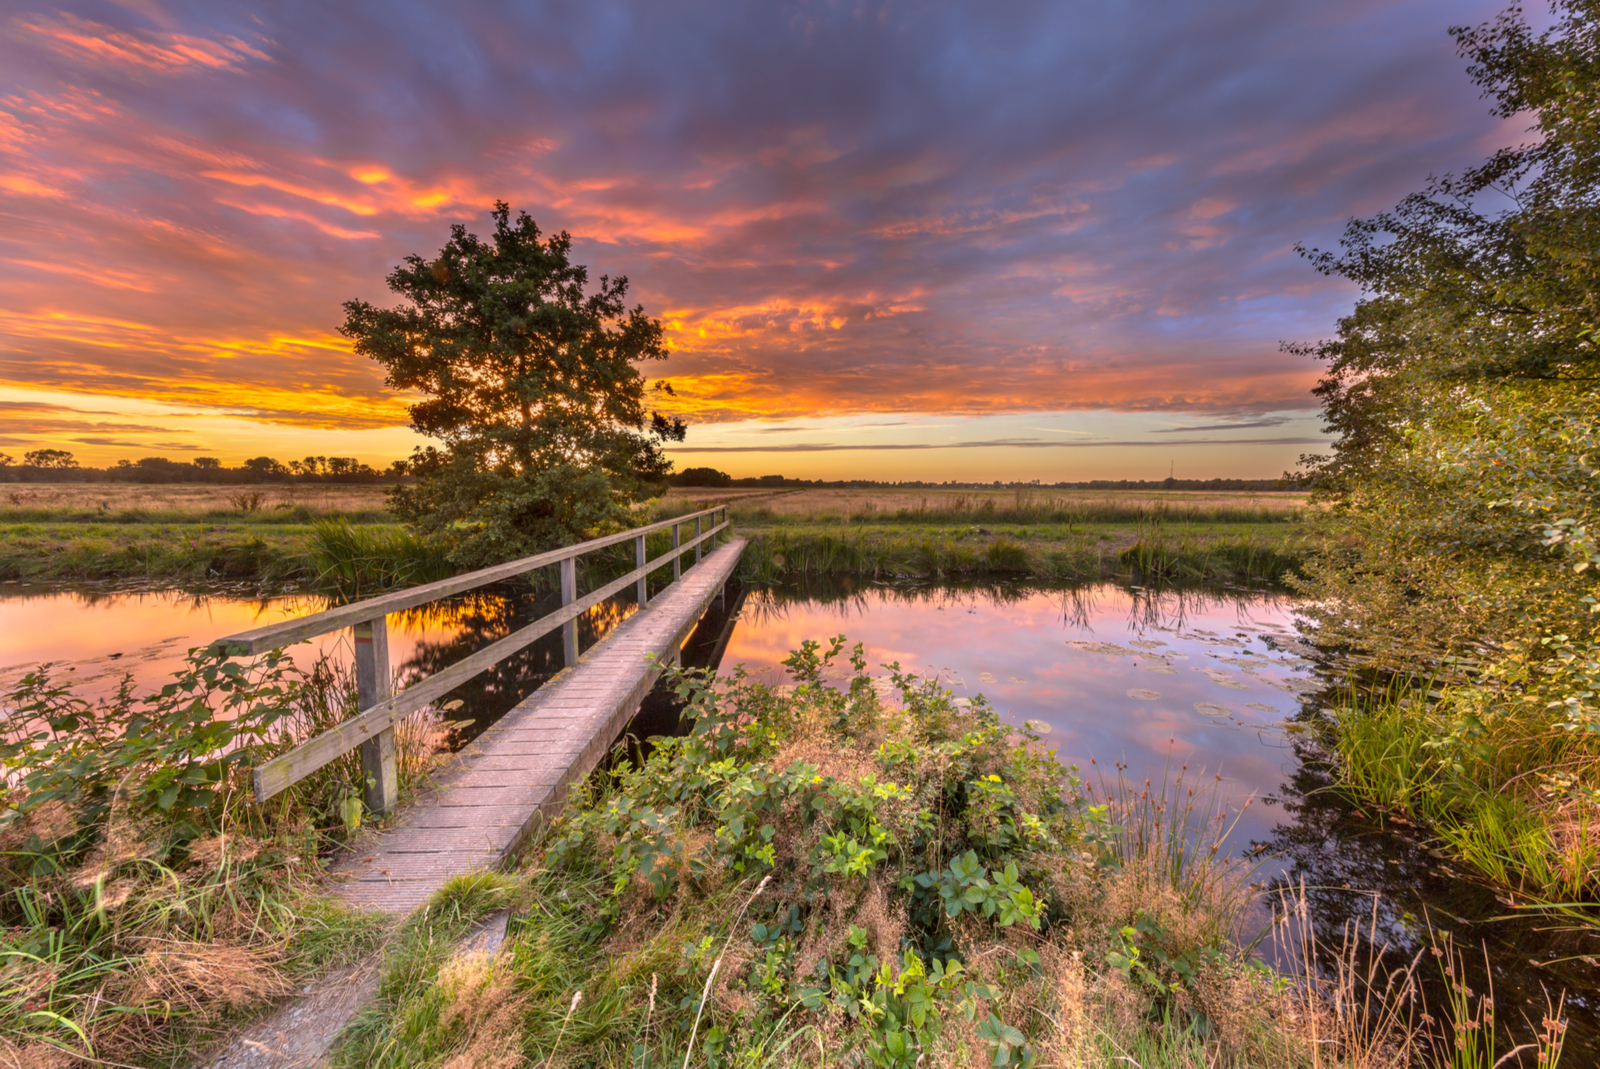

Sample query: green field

[0,484,1308,589]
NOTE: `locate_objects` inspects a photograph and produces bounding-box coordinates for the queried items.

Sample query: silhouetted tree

[24,449,77,469]
[341,202,686,569]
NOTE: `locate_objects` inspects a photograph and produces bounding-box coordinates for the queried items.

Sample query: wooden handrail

[213,505,731,807]
[211,505,729,656]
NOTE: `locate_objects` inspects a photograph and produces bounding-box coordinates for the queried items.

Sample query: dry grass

[0,483,393,516]
[662,485,1308,518]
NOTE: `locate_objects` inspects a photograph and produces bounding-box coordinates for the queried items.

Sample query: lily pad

[1194,702,1231,716]
[1067,641,1138,656]
[1126,688,1162,700]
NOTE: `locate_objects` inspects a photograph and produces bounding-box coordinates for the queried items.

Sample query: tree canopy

[342,203,685,569]
[1295,0,1600,713]
[1285,0,1600,910]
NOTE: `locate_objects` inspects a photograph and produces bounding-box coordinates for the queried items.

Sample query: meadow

[677,486,1309,588]
[0,484,1308,590]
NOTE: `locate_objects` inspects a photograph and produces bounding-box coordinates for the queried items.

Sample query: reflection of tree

[394,582,638,747]
[1257,734,1600,1057]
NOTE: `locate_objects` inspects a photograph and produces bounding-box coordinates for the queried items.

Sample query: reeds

[738,528,1300,586]
[1324,679,1600,911]
[301,519,454,600]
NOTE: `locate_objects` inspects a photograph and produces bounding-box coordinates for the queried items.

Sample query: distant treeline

[0,449,406,484]
[0,452,1299,490]
[667,467,1301,491]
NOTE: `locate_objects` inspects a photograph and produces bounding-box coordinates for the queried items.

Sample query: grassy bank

[0,631,1570,1065]
[332,646,1560,1068]
[0,486,1308,592]
[0,515,449,595]
[702,489,1308,587]
[1321,676,1600,920]
[734,523,1304,587]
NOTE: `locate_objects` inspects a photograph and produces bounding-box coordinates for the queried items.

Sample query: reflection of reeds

[733,575,1297,639]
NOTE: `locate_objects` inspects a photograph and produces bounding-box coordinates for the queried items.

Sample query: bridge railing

[210,505,730,813]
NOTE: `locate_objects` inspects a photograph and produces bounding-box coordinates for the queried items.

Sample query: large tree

[342,203,685,569]
[1294,0,1600,664]
[1290,1,1600,901]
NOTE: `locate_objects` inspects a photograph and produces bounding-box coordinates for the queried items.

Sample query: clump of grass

[302,519,455,600]
[1324,680,1600,910]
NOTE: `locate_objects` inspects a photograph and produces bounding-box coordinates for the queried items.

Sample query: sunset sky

[0,0,1528,480]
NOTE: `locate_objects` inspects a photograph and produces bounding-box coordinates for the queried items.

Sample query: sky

[0,0,1530,480]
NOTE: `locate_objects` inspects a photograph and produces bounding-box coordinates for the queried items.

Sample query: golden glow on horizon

[0,6,1371,476]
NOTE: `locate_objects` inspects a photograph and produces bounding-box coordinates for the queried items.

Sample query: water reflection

[721,578,1599,1062]
[722,581,1311,850]
[1259,740,1600,1056]
[0,578,639,725]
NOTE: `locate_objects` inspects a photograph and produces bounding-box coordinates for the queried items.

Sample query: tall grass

[1325,681,1600,912]
[0,647,441,1064]
[738,528,1301,586]
[301,519,454,599]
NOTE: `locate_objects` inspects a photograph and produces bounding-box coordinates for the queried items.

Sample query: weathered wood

[329,538,744,913]
[635,534,648,609]
[250,521,727,801]
[559,556,578,667]
[353,617,398,815]
[211,505,726,656]
[673,523,681,581]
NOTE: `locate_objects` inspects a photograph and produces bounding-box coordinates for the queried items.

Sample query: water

[2,576,1596,1055]
[718,582,1313,852]
[0,580,647,747]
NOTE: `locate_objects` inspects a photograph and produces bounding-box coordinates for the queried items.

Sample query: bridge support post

[672,523,681,581]
[353,616,398,816]
[695,516,702,564]
[636,534,648,609]
[560,557,579,666]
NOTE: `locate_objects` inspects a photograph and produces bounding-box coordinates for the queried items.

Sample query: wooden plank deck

[332,538,746,912]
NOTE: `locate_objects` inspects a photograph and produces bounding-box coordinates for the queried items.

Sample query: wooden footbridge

[212,507,743,912]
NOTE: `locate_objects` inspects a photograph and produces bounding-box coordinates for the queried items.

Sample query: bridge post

[672,523,681,581]
[636,534,649,608]
[353,616,398,816]
[695,515,702,564]
[560,556,579,666]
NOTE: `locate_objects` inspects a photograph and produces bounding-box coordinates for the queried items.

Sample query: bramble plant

[0,648,300,850]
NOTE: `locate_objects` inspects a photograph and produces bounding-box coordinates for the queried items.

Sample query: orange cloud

[15,13,269,74]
